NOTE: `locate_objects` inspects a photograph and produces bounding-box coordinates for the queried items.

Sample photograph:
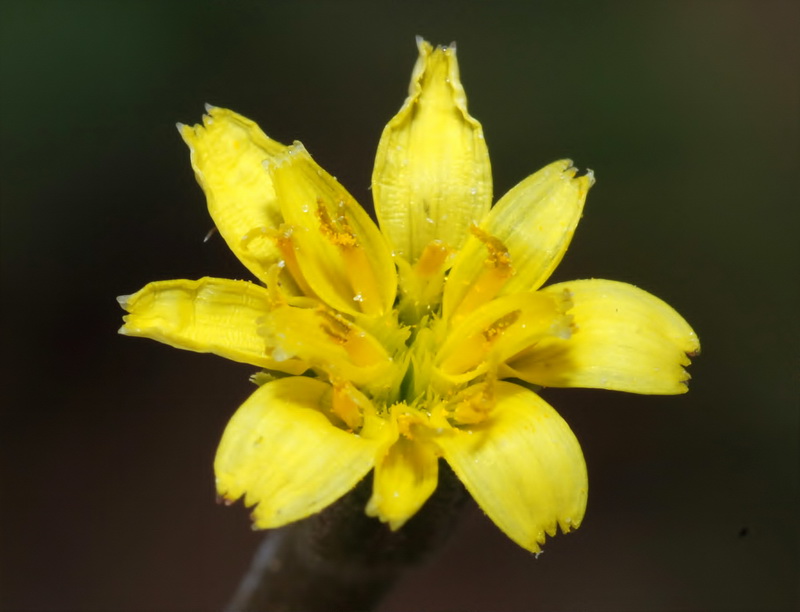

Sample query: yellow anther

[315,198,385,315]
[317,309,352,345]
[470,225,513,275]
[315,308,387,368]
[482,310,521,342]
[317,198,358,248]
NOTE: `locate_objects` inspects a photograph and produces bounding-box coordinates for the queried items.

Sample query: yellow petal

[215,377,380,528]
[267,143,396,316]
[366,436,440,530]
[444,160,593,320]
[503,279,700,394]
[435,290,572,387]
[117,277,306,373]
[260,303,396,390]
[372,38,492,263]
[179,107,287,284]
[437,381,587,553]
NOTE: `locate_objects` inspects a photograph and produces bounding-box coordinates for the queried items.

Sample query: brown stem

[225,461,469,612]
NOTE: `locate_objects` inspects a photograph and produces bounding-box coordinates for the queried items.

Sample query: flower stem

[225,461,469,612]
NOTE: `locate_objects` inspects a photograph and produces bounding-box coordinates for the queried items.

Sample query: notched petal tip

[408,36,462,102]
[249,508,271,530]
[176,121,197,147]
[215,478,245,508]
[559,159,587,179]
[523,512,584,554]
[676,347,700,392]
[116,294,131,309]
[557,159,595,185]
[414,33,457,53]
[561,160,596,197]
[215,493,238,507]
[558,511,583,534]
[686,330,701,356]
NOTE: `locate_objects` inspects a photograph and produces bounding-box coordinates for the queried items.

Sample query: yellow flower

[118,39,699,553]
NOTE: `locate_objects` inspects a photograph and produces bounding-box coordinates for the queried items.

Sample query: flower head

[118,39,699,553]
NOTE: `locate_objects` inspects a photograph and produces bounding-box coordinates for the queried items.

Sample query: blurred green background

[1,1,797,610]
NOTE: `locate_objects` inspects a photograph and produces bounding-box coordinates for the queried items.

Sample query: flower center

[259,233,572,438]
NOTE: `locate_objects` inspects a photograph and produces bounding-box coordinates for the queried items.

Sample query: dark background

[1,1,797,610]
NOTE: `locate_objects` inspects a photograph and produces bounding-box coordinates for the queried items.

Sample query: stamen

[316,198,383,315]
[483,310,521,343]
[318,309,351,345]
[450,227,515,322]
[471,226,513,272]
[316,309,387,367]
[317,198,358,248]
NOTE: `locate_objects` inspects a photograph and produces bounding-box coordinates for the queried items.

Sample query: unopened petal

[366,436,440,530]
[504,279,700,394]
[179,107,287,284]
[438,382,588,553]
[444,160,592,320]
[215,377,380,528]
[372,39,492,263]
[117,277,305,373]
[267,143,396,316]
